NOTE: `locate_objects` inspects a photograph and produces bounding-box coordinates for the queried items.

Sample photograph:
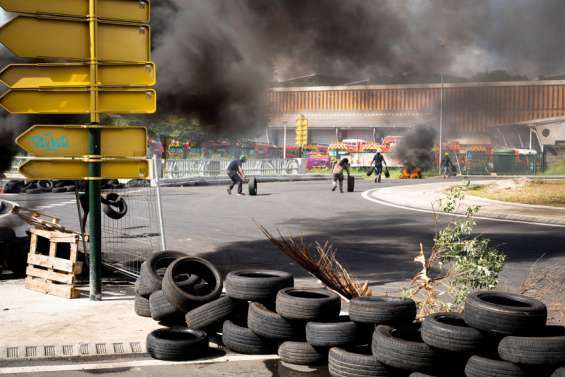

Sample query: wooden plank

[74,261,83,275]
[24,277,80,299]
[27,253,75,273]
[29,233,38,255]
[30,228,78,243]
[26,266,74,284]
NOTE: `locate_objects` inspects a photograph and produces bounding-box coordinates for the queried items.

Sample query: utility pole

[283,120,287,160]
[438,73,444,174]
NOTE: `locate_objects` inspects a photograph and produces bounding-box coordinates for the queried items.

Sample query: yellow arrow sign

[19,159,150,180]
[16,125,147,158]
[0,63,156,88]
[0,89,156,114]
[0,16,151,62]
[0,0,150,23]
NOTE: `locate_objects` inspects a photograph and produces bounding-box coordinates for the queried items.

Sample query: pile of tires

[3,179,124,194]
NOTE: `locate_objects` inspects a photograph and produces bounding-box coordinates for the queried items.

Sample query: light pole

[438,73,444,174]
[283,120,287,160]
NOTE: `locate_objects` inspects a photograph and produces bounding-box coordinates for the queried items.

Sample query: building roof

[268,112,434,129]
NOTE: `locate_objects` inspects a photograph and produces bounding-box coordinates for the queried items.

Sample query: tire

[146,327,208,361]
[329,346,400,377]
[102,192,128,220]
[553,368,565,377]
[25,188,42,194]
[138,251,186,297]
[248,177,257,196]
[498,325,565,366]
[347,176,355,192]
[222,320,275,355]
[225,269,294,301]
[134,294,151,317]
[306,317,360,347]
[278,341,326,365]
[162,256,223,312]
[51,187,67,193]
[3,180,23,193]
[248,302,305,341]
[409,374,438,377]
[372,324,441,373]
[464,291,547,336]
[149,290,184,322]
[421,312,487,353]
[464,355,531,377]
[37,180,53,192]
[185,296,238,330]
[349,296,417,325]
[276,288,340,321]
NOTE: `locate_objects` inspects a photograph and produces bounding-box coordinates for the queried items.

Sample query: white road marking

[36,200,77,211]
[0,354,280,374]
[361,188,565,228]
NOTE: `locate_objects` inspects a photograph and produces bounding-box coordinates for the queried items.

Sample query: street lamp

[283,120,287,160]
[438,38,447,174]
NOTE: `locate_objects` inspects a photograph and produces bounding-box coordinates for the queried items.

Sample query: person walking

[331,157,350,193]
[227,155,247,195]
[441,152,453,179]
[372,152,387,183]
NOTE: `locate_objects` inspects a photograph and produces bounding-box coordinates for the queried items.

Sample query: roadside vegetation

[466,179,565,207]
[541,160,565,176]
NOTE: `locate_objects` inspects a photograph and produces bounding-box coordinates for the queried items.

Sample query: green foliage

[542,161,565,176]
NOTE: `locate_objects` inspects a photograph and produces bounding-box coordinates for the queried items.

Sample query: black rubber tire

[464,355,532,377]
[102,192,128,220]
[37,180,53,192]
[25,188,42,194]
[329,346,400,377]
[185,296,238,330]
[149,290,184,322]
[372,324,442,373]
[248,177,257,196]
[349,296,417,325]
[162,256,223,312]
[222,320,275,355]
[409,373,438,377]
[276,287,341,321]
[3,180,23,193]
[421,312,487,353]
[146,327,208,361]
[498,325,565,366]
[306,317,360,347]
[138,251,186,297]
[51,187,67,193]
[347,175,355,192]
[134,294,151,317]
[225,269,294,301]
[464,291,547,336]
[278,341,326,365]
[553,368,565,377]
[248,302,305,341]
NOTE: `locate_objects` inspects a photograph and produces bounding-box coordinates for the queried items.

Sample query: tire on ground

[138,251,186,297]
[464,355,531,377]
[149,290,184,322]
[185,295,238,330]
[306,317,359,347]
[464,291,547,336]
[248,302,305,341]
[134,294,151,317]
[349,296,417,325]
[372,324,442,373]
[248,177,257,196]
[278,341,326,365]
[498,325,565,366]
[222,320,275,355]
[146,327,208,361]
[328,346,399,377]
[225,269,293,301]
[162,256,223,312]
[421,312,487,353]
[276,287,340,321]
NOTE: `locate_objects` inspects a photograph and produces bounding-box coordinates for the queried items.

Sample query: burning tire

[276,288,340,321]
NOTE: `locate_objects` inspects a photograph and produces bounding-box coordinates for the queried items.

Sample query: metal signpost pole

[88,0,102,301]
[438,73,444,174]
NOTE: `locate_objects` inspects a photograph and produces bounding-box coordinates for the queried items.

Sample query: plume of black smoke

[396,126,437,170]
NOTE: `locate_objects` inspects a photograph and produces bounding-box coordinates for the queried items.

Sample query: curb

[159,174,331,187]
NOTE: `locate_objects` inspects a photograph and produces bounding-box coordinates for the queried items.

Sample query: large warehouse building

[266,80,565,149]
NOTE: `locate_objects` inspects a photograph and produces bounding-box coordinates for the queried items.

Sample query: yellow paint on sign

[16,125,147,158]
[0,16,150,62]
[0,89,156,114]
[0,0,150,23]
[19,159,150,180]
[0,63,156,88]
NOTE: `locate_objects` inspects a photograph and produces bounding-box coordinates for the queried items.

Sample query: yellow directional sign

[0,0,150,23]
[0,63,156,88]
[0,16,151,62]
[19,159,150,180]
[0,89,156,114]
[16,125,147,158]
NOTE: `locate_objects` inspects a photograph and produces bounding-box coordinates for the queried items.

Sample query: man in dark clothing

[227,155,247,195]
[372,152,387,183]
[331,157,350,193]
[441,152,453,179]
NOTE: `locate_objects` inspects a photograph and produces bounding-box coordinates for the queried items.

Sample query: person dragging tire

[441,152,453,179]
[372,152,387,183]
[227,155,247,196]
[331,157,350,193]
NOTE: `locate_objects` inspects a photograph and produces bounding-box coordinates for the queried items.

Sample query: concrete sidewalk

[364,179,565,227]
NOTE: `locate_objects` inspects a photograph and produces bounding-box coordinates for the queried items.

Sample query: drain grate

[130,342,142,353]
[25,346,37,358]
[62,345,73,356]
[79,344,90,355]
[95,344,107,355]
[7,347,18,359]
[113,343,125,354]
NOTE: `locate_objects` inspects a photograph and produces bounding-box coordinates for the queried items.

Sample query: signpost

[0,0,156,301]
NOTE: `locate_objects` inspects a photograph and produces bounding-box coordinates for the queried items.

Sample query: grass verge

[466,179,565,207]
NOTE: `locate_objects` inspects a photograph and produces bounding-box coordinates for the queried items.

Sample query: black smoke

[396,126,437,171]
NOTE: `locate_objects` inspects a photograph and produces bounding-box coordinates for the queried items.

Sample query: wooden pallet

[24,227,83,299]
